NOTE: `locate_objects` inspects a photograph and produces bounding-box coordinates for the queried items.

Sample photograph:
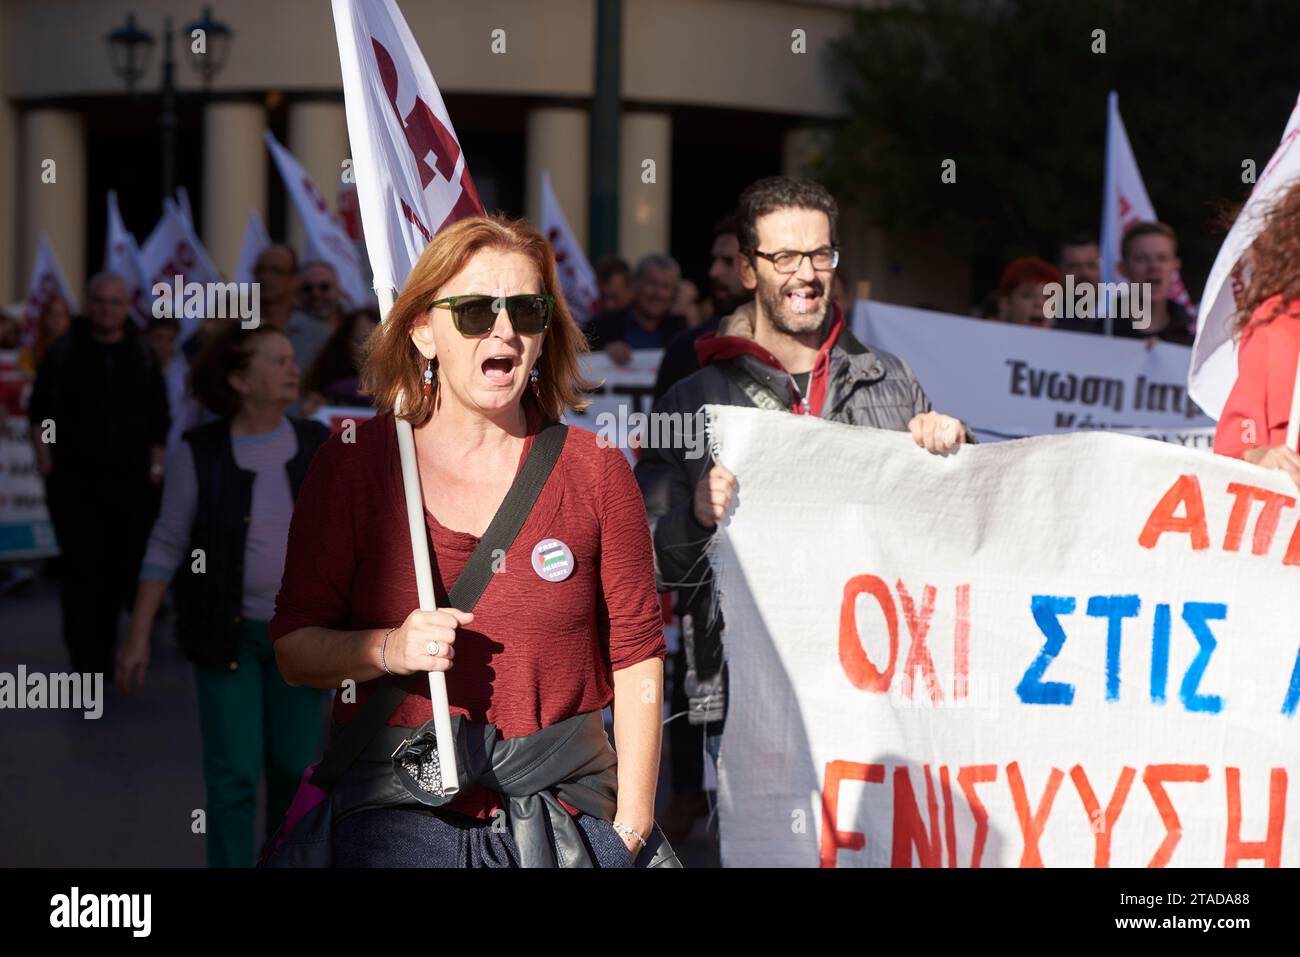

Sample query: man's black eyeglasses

[745,247,840,274]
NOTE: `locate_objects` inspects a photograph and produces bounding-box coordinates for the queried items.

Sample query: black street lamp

[183,6,233,89]
[106,8,234,204]
[105,14,155,94]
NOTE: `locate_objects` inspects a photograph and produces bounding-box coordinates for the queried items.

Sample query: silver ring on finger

[427,641,440,657]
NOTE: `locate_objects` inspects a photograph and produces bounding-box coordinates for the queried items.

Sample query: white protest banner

[1110,425,1217,452]
[565,349,665,466]
[707,404,1300,867]
[0,405,57,561]
[104,191,150,324]
[1100,91,1195,320]
[569,347,681,647]
[540,171,599,324]
[1190,93,1300,420]
[234,208,271,286]
[332,0,484,295]
[264,130,370,307]
[22,237,79,343]
[139,199,223,343]
[852,300,1214,442]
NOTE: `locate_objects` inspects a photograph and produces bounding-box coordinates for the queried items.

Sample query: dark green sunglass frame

[429,293,555,337]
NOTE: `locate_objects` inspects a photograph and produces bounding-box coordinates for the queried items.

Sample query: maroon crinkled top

[270,404,666,818]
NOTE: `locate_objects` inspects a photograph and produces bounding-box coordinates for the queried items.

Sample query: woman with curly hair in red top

[1214,178,1300,488]
[270,215,676,868]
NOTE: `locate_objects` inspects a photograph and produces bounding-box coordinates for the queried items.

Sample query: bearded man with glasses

[636,177,973,837]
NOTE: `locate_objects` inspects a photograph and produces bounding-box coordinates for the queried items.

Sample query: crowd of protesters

[8,253,359,867]
[972,222,1195,347]
[3,164,1298,869]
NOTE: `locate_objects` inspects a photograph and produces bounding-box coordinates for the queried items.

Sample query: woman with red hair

[1213,179,1300,487]
[270,214,676,868]
[996,256,1062,328]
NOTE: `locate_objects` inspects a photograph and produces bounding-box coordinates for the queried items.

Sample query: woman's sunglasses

[429,294,554,337]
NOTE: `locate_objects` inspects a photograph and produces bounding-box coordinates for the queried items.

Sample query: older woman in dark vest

[118,323,329,867]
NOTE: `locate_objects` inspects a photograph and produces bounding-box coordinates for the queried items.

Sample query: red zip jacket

[1214,295,1300,458]
[693,301,846,416]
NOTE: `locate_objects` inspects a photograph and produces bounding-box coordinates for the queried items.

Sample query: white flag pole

[1100,91,1118,338]
[380,285,460,796]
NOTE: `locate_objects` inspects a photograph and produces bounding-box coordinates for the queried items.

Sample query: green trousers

[194,619,324,868]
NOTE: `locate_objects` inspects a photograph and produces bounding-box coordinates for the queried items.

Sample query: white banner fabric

[709,404,1300,867]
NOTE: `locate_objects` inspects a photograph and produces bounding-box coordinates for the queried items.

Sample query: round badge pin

[531,538,575,582]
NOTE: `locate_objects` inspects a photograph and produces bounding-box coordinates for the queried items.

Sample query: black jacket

[27,318,169,484]
[652,319,718,401]
[635,302,967,729]
[171,416,329,671]
[1112,298,1197,345]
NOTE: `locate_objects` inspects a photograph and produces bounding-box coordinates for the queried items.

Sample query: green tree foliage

[822,0,1300,300]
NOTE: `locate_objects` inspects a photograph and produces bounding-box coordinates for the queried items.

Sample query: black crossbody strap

[310,418,569,791]
[447,419,568,611]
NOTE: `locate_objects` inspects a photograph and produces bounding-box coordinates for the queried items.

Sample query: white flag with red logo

[104,191,150,325]
[539,171,599,324]
[23,236,79,342]
[331,0,484,295]
[264,130,371,306]
[139,198,224,342]
[1189,93,1300,420]
[234,208,271,286]
[1100,91,1195,315]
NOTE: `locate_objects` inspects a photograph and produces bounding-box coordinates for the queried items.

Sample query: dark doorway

[444,93,528,218]
[83,93,205,274]
[669,105,793,292]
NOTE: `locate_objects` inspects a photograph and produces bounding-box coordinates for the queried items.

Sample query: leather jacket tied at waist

[331,709,681,868]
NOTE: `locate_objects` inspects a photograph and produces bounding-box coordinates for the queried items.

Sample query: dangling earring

[529,365,540,396]
[422,358,434,397]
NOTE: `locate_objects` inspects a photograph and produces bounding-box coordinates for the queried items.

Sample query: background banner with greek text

[0,413,56,561]
[306,348,666,449]
[564,349,663,465]
[852,301,1215,443]
[707,404,1300,867]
